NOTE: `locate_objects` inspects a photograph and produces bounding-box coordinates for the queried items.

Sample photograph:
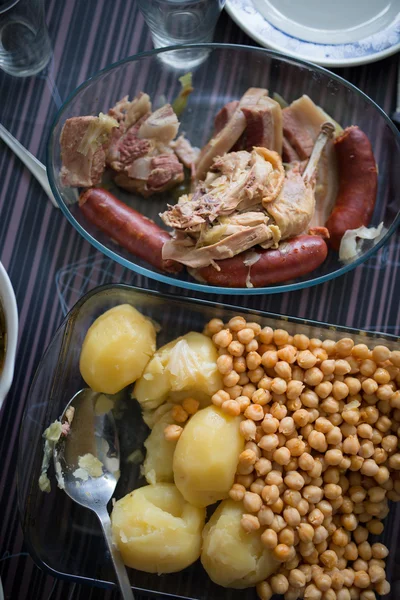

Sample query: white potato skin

[111,484,205,574]
[201,500,279,588]
[79,304,156,394]
[173,405,244,508]
[133,332,222,411]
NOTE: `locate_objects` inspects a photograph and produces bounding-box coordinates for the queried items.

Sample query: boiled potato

[79,304,156,395]
[111,483,205,574]
[201,500,279,588]
[133,332,222,412]
[142,406,176,485]
[173,405,244,508]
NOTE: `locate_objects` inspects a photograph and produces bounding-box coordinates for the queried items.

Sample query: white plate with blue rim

[225,0,400,68]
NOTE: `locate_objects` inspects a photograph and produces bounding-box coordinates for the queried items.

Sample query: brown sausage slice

[79,188,182,274]
[325,126,378,251]
[191,235,328,288]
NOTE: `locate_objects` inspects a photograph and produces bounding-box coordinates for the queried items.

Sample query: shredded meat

[162,224,276,269]
[138,104,179,143]
[60,116,116,187]
[161,148,284,231]
[170,135,200,169]
[282,95,339,228]
[195,88,269,180]
[115,153,183,197]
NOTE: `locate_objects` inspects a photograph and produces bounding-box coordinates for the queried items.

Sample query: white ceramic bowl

[0,262,18,409]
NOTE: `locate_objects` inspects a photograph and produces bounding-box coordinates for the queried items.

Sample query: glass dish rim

[18,282,400,592]
[46,43,400,295]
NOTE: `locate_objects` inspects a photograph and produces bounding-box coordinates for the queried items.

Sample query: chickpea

[309,430,328,452]
[257,325,273,343]
[257,506,274,527]
[270,402,287,420]
[273,544,292,563]
[245,403,264,421]
[331,528,349,548]
[321,397,340,414]
[262,484,280,505]
[229,483,246,502]
[353,571,370,589]
[213,329,233,348]
[375,580,390,596]
[246,351,262,371]
[243,491,263,513]
[273,360,291,380]
[226,384,243,399]
[284,471,305,491]
[371,345,390,363]
[344,542,358,561]
[217,354,233,375]
[332,381,349,400]
[252,389,270,406]
[342,409,360,426]
[259,434,280,452]
[232,355,247,372]
[228,340,245,357]
[239,449,258,465]
[238,373,250,386]
[205,318,225,336]
[341,514,358,532]
[298,454,315,473]
[241,514,260,532]
[270,377,287,394]
[357,423,373,439]
[370,543,388,559]
[255,457,272,477]
[240,419,257,441]
[325,449,343,466]
[282,506,301,527]
[390,390,400,408]
[279,526,295,546]
[171,405,189,423]
[360,459,379,477]
[277,345,298,363]
[304,367,324,386]
[288,569,306,589]
[359,593,376,600]
[270,514,286,533]
[314,574,332,593]
[164,424,183,441]
[221,399,241,416]
[352,344,369,359]
[265,470,283,486]
[325,429,342,448]
[256,580,273,600]
[274,447,291,466]
[292,409,310,428]
[301,390,319,408]
[361,378,379,395]
[376,384,394,401]
[304,583,323,600]
[262,350,278,369]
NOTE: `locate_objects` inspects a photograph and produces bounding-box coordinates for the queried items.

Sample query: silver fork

[0,123,58,208]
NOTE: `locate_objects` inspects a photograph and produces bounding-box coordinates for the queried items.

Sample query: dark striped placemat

[0,1,399,598]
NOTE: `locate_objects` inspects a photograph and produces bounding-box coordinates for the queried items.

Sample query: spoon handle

[96,507,135,600]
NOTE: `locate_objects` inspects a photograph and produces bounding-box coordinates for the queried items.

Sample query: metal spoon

[54,389,135,600]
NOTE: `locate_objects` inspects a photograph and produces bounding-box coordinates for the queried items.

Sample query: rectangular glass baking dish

[18,284,400,598]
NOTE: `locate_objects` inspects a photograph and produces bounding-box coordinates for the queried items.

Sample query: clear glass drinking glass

[0,0,52,77]
[137,0,226,67]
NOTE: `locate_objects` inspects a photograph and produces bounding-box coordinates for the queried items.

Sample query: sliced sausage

[79,188,182,274]
[191,235,328,288]
[325,126,378,251]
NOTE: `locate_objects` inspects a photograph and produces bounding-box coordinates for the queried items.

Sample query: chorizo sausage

[79,188,182,274]
[191,235,328,288]
[325,126,378,251]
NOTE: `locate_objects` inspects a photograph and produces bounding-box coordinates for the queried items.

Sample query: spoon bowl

[54,388,135,600]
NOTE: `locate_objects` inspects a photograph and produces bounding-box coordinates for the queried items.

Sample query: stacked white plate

[226,0,400,67]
